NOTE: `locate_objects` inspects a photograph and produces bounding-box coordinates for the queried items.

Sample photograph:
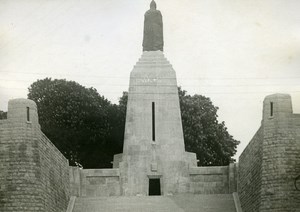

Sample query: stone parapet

[189,164,237,194]
[189,166,228,175]
[69,167,121,197]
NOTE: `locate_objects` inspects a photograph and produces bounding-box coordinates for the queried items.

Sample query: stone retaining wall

[70,167,121,197]
[239,94,300,212]
[189,164,237,194]
[39,132,70,212]
[0,99,69,212]
[238,127,263,212]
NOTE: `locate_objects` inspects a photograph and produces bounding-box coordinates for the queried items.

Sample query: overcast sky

[1,0,300,159]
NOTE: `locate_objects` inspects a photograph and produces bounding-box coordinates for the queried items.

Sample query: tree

[28,78,113,168]
[106,91,128,154]
[0,111,7,120]
[178,87,239,166]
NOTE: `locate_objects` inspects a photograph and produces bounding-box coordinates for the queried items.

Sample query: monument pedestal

[117,51,196,196]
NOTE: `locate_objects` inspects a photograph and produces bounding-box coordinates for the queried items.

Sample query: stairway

[72,194,237,212]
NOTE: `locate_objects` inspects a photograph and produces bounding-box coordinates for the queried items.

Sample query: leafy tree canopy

[178,87,239,166]
[28,78,121,168]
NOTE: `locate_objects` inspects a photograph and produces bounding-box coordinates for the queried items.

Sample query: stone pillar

[0,99,42,211]
[7,98,40,127]
[228,163,238,193]
[261,94,298,211]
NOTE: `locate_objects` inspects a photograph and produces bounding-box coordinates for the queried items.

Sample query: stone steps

[133,51,173,68]
[72,194,237,212]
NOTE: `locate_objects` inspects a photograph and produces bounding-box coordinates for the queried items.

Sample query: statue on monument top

[142,0,164,52]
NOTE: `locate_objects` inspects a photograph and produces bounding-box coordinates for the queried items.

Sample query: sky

[0,0,300,159]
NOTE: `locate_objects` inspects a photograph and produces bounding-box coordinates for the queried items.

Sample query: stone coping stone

[189,166,228,175]
[83,169,120,177]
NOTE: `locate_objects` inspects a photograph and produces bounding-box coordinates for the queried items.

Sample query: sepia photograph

[0,0,299,211]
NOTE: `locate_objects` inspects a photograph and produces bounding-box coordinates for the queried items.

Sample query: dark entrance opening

[149,178,161,195]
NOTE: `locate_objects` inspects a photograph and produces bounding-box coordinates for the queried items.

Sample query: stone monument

[115,0,197,196]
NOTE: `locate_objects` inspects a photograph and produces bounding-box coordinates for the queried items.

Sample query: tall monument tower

[118,0,196,196]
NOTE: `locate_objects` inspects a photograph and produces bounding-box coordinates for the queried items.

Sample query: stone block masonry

[189,165,238,194]
[69,164,238,198]
[239,94,300,212]
[0,99,70,212]
[70,167,121,197]
[239,127,263,212]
